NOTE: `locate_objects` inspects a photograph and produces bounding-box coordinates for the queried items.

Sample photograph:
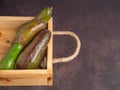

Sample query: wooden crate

[0,16,53,86]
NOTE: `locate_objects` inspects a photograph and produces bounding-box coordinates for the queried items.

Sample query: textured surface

[0,0,120,90]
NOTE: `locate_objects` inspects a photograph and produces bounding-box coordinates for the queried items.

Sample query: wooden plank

[0,70,48,86]
[47,18,53,85]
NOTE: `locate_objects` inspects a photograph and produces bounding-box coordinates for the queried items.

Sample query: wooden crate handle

[53,31,81,64]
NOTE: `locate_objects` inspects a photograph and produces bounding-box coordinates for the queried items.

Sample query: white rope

[53,31,81,64]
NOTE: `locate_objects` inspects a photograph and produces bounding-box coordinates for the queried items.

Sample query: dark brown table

[0,0,120,90]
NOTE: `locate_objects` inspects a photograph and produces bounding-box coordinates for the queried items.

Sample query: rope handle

[53,31,81,64]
